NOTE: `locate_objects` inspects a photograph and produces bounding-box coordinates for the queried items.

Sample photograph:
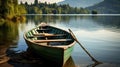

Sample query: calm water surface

[0,15,120,67]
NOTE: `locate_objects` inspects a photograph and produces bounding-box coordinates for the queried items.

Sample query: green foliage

[0,0,27,21]
[18,5,27,14]
[0,0,90,20]
[91,10,98,14]
[23,2,89,14]
[34,0,38,6]
[32,6,42,14]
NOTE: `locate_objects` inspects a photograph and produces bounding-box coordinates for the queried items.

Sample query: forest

[0,0,27,19]
[22,0,89,14]
[0,0,90,22]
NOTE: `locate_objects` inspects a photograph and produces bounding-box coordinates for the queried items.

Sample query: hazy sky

[18,0,64,4]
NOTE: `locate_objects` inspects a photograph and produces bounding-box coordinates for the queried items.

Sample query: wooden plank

[33,33,65,37]
[32,39,72,43]
[27,36,44,38]
[37,29,50,31]
[32,29,39,34]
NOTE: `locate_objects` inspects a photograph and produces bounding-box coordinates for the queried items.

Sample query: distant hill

[86,0,120,14]
[58,0,103,8]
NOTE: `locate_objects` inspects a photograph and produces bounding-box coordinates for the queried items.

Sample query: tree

[57,7,62,14]
[18,5,27,14]
[0,0,27,20]
[22,1,90,14]
[34,0,38,6]
[0,0,15,18]
[25,2,28,6]
[0,0,2,14]
[14,0,18,5]
[20,1,23,5]
[0,0,1,6]
[52,9,57,14]
[92,10,98,14]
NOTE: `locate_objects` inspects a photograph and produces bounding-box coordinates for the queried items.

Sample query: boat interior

[26,26,74,46]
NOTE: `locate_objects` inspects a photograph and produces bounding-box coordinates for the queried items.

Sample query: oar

[68,29,101,64]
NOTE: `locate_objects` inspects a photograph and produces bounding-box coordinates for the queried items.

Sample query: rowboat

[23,23,76,66]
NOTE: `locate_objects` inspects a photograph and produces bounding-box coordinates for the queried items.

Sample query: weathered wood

[0,57,9,64]
[24,23,76,66]
[32,39,72,43]
[0,54,6,58]
[37,29,50,31]
[33,33,65,37]
[68,29,102,64]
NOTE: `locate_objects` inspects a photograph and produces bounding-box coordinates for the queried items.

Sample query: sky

[18,0,64,4]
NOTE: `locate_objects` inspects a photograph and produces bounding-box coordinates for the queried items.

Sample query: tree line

[0,0,92,21]
[22,0,89,14]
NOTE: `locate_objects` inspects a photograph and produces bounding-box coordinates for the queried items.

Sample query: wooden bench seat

[37,29,50,31]
[32,39,72,43]
[33,33,65,37]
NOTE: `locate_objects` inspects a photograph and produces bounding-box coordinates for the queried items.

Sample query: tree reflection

[26,15,82,25]
[92,16,120,28]
[0,20,24,64]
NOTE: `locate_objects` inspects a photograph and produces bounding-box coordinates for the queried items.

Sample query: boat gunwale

[23,24,76,50]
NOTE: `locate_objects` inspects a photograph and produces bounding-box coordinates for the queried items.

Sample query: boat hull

[25,39,75,66]
[24,24,76,66]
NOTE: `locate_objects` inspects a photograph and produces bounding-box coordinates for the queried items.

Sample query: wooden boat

[23,23,76,66]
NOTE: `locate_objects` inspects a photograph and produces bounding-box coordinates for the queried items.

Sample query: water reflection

[26,15,84,24]
[0,21,19,63]
[25,15,120,66]
[63,57,75,67]
[26,15,120,31]
[92,16,120,28]
[0,17,27,65]
[7,48,75,67]
[0,15,120,67]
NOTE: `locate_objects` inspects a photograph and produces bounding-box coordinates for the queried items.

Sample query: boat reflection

[6,48,75,67]
[63,57,76,67]
[35,56,76,67]
[0,62,13,67]
[41,56,76,67]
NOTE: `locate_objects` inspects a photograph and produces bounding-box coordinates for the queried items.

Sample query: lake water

[0,15,120,67]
